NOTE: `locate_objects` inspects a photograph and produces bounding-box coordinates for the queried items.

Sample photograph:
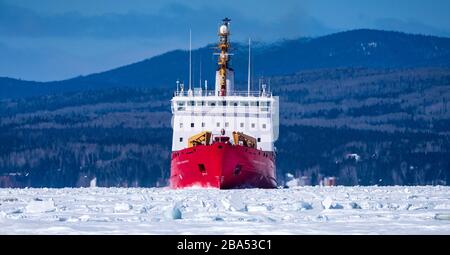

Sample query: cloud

[0,1,173,38]
[268,1,336,38]
[0,1,333,40]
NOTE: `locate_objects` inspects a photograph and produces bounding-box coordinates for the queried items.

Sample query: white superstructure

[171,18,279,152]
[171,89,279,152]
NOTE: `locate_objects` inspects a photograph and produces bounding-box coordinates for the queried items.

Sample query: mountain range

[2,29,450,99]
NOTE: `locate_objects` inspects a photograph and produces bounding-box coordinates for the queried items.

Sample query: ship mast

[217,18,231,96]
[189,29,192,91]
[247,38,251,96]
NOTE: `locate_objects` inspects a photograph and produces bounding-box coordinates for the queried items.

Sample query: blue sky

[1,0,450,81]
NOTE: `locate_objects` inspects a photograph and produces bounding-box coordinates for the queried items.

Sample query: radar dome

[219,25,228,34]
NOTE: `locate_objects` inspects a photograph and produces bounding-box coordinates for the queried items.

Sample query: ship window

[177,107,185,111]
[177,101,186,106]
[251,123,256,128]
[257,138,261,142]
[208,101,216,106]
[179,123,183,128]
[188,101,195,106]
[229,101,238,107]
[250,101,258,106]
[261,101,271,107]
[179,137,183,142]
[240,123,244,128]
[239,101,249,107]
[220,101,227,106]
[225,122,229,127]
[202,122,205,127]
[197,101,205,106]
[216,122,220,127]
[262,124,267,129]
[191,123,194,128]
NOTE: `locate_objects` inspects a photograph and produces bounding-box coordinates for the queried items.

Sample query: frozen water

[434,214,450,221]
[0,186,449,234]
[347,202,362,209]
[322,197,343,209]
[25,200,56,213]
[164,203,182,220]
[297,201,313,211]
[114,203,132,213]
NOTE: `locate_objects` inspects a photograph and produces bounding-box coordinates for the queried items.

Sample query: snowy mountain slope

[0,187,449,234]
[2,29,450,99]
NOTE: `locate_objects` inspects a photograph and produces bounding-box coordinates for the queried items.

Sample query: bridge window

[229,101,238,107]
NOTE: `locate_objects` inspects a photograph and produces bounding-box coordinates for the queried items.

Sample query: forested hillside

[1,67,449,187]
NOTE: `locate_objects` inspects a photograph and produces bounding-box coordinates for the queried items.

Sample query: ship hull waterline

[170,142,277,189]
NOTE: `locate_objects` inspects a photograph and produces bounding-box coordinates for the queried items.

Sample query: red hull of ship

[170,142,277,189]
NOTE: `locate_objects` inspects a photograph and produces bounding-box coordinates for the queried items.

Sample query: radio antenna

[189,29,192,91]
[247,38,251,96]
[199,59,202,89]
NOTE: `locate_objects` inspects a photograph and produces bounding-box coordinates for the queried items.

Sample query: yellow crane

[188,131,212,148]
[232,131,257,149]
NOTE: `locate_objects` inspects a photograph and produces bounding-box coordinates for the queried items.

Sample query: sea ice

[0,186,449,234]
[25,200,56,213]
[164,204,182,220]
[322,197,343,209]
[114,203,132,213]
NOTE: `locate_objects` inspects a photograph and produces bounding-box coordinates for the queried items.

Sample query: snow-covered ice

[25,199,56,213]
[0,186,449,234]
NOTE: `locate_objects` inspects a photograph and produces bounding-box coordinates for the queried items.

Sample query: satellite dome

[219,25,228,34]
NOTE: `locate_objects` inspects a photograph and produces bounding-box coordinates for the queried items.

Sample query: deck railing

[173,90,272,98]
